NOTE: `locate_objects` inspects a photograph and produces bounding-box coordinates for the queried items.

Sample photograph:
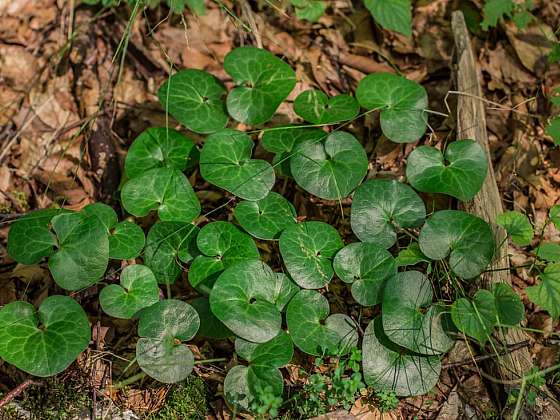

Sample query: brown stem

[0,379,41,408]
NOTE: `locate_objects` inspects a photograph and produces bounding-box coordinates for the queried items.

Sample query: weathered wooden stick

[451,10,560,418]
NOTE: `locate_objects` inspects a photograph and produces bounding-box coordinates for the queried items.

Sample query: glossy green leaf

[48,212,109,291]
[351,179,426,249]
[549,205,560,229]
[290,0,326,22]
[235,330,294,367]
[451,290,496,344]
[290,131,368,200]
[144,222,199,284]
[224,47,296,125]
[362,317,441,397]
[497,210,533,246]
[137,299,199,383]
[83,203,145,260]
[108,221,145,260]
[7,209,62,265]
[406,140,488,201]
[294,90,359,124]
[227,331,292,410]
[99,264,159,319]
[333,242,396,306]
[356,72,427,142]
[262,126,325,155]
[261,126,325,176]
[419,210,495,279]
[124,127,197,179]
[200,129,275,201]
[535,242,560,262]
[526,263,560,319]
[189,221,259,289]
[157,69,227,134]
[0,296,90,377]
[286,290,358,356]
[546,117,560,145]
[491,283,524,326]
[279,221,343,289]
[363,0,412,36]
[396,242,430,267]
[121,167,200,223]
[209,260,288,343]
[383,271,454,355]
[224,364,283,412]
[190,297,232,339]
[234,192,297,240]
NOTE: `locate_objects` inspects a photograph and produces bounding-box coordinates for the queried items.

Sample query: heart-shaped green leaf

[224,365,283,412]
[351,179,426,249]
[99,265,160,319]
[333,242,396,306]
[157,69,228,134]
[497,211,533,246]
[356,73,427,143]
[225,331,293,411]
[286,290,358,356]
[362,317,441,397]
[0,296,90,377]
[48,212,109,291]
[451,290,496,344]
[294,90,359,124]
[224,47,296,125]
[419,210,495,279]
[406,140,488,201]
[209,260,290,343]
[234,192,297,240]
[121,167,200,223]
[235,330,294,367]
[7,209,63,264]
[136,299,200,383]
[290,0,326,22]
[363,0,412,36]
[189,221,259,289]
[396,242,429,267]
[550,205,560,229]
[290,131,368,200]
[190,297,232,339]
[262,126,325,155]
[83,203,145,260]
[279,221,344,289]
[491,283,524,326]
[382,271,454,355]
[526,263,560,319]
[144,222,199,284]
[200,129,275,201]
[535,243,560,262]
[124,127,198,179]
[262,126,325,176]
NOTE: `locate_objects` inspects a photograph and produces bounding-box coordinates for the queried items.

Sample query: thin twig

[0,379,41,408]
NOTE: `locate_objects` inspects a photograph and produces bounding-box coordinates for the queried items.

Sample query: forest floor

[0,0,559,419]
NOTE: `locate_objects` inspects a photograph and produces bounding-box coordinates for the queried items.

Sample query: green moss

[7,375,91,420]
[148,376,208,420]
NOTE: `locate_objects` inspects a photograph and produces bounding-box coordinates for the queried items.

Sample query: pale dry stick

[241,1,263,48]
[452,11,560,418]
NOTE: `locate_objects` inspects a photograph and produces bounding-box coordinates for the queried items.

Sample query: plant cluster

[5,44,555,416]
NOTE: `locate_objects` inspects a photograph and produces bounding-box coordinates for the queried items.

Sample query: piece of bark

[451,11,560,418]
